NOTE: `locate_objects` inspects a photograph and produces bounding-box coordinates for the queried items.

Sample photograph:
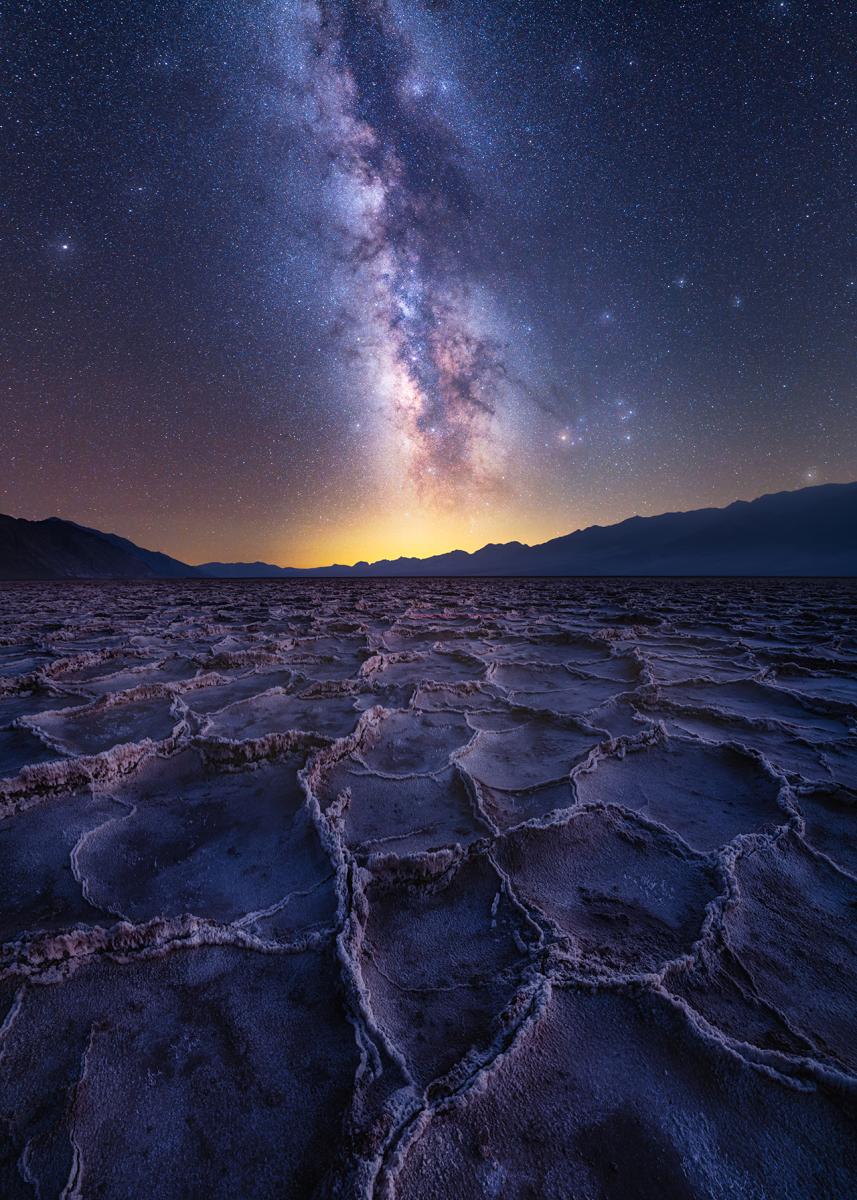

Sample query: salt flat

[0,578,855,1198]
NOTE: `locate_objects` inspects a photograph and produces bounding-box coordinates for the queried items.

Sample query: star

[2,0,853,565]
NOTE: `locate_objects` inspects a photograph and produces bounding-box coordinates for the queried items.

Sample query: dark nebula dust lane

[3,1,856,565]
[1,578,856,1197]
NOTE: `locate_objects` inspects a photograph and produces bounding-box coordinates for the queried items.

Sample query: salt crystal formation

[1,578,855,1198]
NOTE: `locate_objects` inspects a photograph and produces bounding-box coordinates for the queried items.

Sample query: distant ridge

[2,482,856,579]
[199,483,857,578]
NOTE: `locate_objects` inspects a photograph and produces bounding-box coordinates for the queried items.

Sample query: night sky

[2,1,855,566]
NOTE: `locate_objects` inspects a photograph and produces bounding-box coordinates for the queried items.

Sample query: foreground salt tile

[71,748,335,937]
[495,809,721,974]
[795,785,857,875]
[25,690,179,756]
[725,831,857,1073]
[572,733,788,851]
[456,711,603,791]
[0,788,124,942]
[0,947,357,1199]
[202,684,362,740]
[358,851,536,1085]
[394,985,857,1200]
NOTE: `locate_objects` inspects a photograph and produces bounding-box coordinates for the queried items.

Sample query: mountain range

[1,482,855,580]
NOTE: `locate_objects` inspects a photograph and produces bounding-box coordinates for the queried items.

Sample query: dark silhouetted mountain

[196,482,854,576]
[197,560,302,578]
[515,482,857,577]
[70,524,203,578]
[199,483,857,577]
[0,515,203,580]
[2,482,855,579]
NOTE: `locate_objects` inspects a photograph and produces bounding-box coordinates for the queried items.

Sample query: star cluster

[1,0,854,565]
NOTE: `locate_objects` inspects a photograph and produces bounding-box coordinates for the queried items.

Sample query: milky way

[2,1,855,564]
[290,0,518,501]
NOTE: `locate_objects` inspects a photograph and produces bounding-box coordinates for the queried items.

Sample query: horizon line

[1,477,854,572]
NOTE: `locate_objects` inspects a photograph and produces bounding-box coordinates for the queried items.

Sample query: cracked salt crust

[0,577,856,1198]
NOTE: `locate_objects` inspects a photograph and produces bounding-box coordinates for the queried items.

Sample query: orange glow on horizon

[271,508,557,569]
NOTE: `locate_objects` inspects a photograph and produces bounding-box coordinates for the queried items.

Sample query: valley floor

[1,578,856,1198]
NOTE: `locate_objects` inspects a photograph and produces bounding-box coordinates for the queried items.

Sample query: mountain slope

[1,482,855,579]
[0,515,202,580]
[68,523,201,578]
[200,483,857,577]
[522,482,857,576]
